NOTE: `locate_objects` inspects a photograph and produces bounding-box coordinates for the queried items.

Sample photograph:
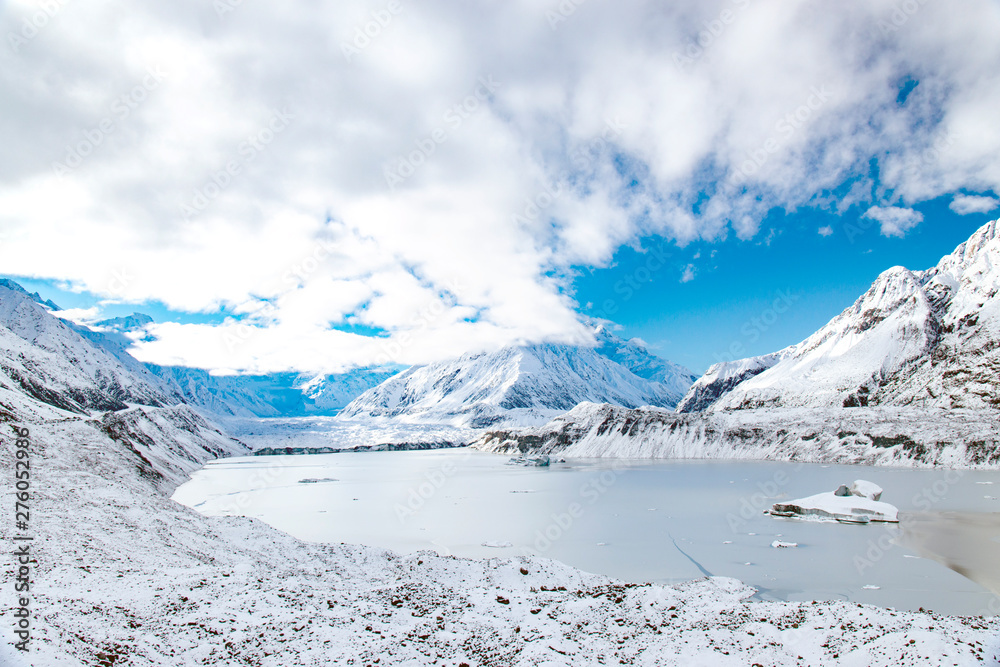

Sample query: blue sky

[574,194,998,372]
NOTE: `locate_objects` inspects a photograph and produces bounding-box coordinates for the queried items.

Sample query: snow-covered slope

[473,401,1000,467]
[339,326,697,427]
[0,284,174,413]
[98,403,247,491]
[684,219,1000,412]
[0,277,61,310]
[676,349,792,412]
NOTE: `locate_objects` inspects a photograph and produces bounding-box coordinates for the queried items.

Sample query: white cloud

[949,194,1000,215]
[3,0,1000,372]
[51,307,102,324]
[680,264,696,283]
[818,225,834,237]
[863,206,924,238]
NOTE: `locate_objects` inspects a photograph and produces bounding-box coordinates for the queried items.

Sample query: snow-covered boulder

[851,479,884,501]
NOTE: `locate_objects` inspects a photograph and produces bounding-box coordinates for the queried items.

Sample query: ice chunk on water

[771,540,798,548]
[769,482,898,523]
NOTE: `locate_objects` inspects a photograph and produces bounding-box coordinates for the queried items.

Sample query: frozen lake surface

[173,449,1000,615]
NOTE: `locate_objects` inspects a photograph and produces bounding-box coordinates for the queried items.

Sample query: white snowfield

[337,323,697,428]
[3,388,1000,666]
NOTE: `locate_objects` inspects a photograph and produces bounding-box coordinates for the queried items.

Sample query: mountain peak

[0,278,60,311]
[339,331,696,428]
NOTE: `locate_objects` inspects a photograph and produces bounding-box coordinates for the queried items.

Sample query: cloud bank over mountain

[3,0,1000,373]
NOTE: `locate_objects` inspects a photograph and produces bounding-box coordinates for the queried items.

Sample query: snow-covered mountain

[0,277,61,310]
[675,350,791,413]
[473,220,1000,465]
[681,219,1000,412]
[0,282,391,421]
[0,283,248,483]
[146,365,395,419]
[339,325,697,427]
[0,283,175,412]
[77,311,395,418]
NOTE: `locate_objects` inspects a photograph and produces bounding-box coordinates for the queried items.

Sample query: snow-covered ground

[3,385,1000,666]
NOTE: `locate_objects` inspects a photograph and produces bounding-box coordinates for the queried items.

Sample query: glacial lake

[172,449,1000,616]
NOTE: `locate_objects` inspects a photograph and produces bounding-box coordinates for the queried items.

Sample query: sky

[2,0,1000,375]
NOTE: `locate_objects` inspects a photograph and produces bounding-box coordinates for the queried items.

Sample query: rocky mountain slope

[338,325,697,427]
[0,283,175,412]
[473,401,1000,467]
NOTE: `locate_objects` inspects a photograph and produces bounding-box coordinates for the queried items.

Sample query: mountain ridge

[339,326,697,428]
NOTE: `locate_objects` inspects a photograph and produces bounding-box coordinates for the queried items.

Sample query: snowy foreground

[3,393,1000,665]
